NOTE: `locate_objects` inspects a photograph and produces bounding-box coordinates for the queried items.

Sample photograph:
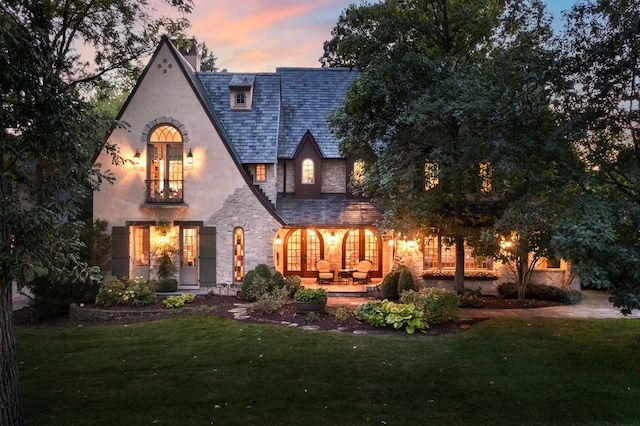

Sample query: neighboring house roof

[197,72,281,164]
[277,67,359,159]
[276,194,384,227]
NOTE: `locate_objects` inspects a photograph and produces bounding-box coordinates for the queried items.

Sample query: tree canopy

[323,0,570,292]
[1,1,192,423]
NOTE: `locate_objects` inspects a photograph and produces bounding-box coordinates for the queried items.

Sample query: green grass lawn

[16,317,640,425]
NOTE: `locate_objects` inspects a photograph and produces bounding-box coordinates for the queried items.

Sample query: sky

[181,0,580,73]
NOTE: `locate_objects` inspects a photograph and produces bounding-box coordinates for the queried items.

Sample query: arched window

[302,159,314,184]
[233,228,244,282]
[236,92,246,106]
[148,125,184,202]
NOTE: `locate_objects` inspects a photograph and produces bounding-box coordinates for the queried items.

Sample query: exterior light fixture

[329,232,337,244]
[408,240,416,248]
[388,239,395,246]
[133,148,141,166]
[275,236,282,245]
[186,148,194,165]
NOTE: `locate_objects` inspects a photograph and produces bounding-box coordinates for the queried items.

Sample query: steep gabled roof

[197,73,280,164]
[277,67,358,159]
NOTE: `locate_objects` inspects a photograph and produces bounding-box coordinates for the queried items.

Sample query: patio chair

[352,259,373,284]
[316,260,334,284]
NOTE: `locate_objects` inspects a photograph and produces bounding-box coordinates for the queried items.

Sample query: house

[93,37,574,293]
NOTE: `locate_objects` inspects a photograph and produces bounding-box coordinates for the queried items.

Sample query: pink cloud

[186,0,351,71]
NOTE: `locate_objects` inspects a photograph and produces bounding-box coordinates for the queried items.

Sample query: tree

[554,0,640,314]
[323,0,563,292]
[199,41,225,72]
[0,1,192,423]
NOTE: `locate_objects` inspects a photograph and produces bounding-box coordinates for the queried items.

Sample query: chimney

[175,38,199,71]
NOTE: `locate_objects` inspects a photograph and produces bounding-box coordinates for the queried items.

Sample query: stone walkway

[328,290,640,320]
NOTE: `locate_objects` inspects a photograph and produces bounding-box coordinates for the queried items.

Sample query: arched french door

[342,228,382,278]
[284,228,324,278]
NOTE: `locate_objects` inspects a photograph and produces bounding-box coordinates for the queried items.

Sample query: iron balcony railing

[145,179,184,203]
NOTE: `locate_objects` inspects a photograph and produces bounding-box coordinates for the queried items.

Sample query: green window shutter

[199,227,216,286]
[112,226,130,278]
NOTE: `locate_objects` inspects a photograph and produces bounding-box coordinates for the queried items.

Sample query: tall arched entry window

[284,228,324,278]
[233,227,244,282]
[343,228,382,278]
[147,124,184,203]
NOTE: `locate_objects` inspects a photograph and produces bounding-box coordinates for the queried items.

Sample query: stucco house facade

[93,37,574,293]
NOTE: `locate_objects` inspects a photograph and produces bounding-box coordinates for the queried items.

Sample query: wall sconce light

[329,232,337,244]
[388,239,395,247]
[275,236,282,245]
[407,240,416,248]
[133,148,141,166]
[186,148,194,165]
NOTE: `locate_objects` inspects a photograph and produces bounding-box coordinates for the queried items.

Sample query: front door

[284,228,323,278]
[180,227,198,287]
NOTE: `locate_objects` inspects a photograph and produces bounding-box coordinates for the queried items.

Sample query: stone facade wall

[207,186,282,286]
[321,159,346,193]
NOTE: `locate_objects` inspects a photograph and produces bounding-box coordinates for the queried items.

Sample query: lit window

[255,164,266,182]
[182,228,197,266]
[134,227,150,266]
[423,237,491,270]
[479,160,492,193]
[234,228,244,282]
[425,161,439,190]
[148,125,183,203]
[302,159,314,184]
[235,92,246,106]
[353,159,365,184]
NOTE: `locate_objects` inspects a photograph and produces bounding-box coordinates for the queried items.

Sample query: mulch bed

[12,294,564,336]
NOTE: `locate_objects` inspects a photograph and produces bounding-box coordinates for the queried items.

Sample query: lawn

[16,317,640,425]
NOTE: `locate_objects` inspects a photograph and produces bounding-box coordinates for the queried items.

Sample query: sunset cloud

[183,0,578,73]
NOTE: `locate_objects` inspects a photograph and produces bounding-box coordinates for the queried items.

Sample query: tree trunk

[454,235,465,293]
[0,281,24,425]
[517,253,527,300]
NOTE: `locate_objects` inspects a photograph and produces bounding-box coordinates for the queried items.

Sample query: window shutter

[199,227,216,286]
[112,226,130,278]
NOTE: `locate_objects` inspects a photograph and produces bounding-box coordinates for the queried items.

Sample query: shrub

[459,288,484,308]
[254,264,273,279]
[356,299,429,334]
[380,270,401,300]
[397,267,417,294]
[241,265,288,302]
[355,301,387,327]
[332,305,354,325]
[95,276,157,307]
[498,282,584,304]
[283,275,302,297]
[400,288,460,324]
[163,294,196,309]
[252,287,289,316]
[306,311,320,323]
[294,287,328,303]
[157,278,178,292]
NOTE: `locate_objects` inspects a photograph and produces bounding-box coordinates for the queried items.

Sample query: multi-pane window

[423,236,491,270]
[233,228,244,282]
[425,161,439,190]
[235,92,246,105]
[182,228,197,267]
[134,227,150,266]
[302,159,314,184]
[147,125,184,202]
[255,164,266,182]
[479,160,492,193]
[352,159,365,184]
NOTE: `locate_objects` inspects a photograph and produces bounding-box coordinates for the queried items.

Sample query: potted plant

[294,287,328,314]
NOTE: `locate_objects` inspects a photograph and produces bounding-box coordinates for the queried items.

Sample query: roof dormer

[229,74,255,110]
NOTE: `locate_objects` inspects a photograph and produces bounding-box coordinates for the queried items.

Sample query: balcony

[145,179,184,203]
